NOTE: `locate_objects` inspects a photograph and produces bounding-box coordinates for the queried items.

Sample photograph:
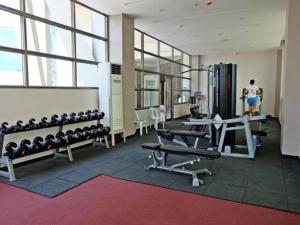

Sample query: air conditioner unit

[99,63,125,146]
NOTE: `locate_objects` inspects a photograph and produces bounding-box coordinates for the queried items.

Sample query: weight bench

[142,143,221,187]
[157,129,206,148]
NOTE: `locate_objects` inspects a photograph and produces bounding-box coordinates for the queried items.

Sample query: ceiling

[81,0,287,55]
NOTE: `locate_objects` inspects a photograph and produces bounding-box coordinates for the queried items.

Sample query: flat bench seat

[142,143,220,160]
[170,130,206,138]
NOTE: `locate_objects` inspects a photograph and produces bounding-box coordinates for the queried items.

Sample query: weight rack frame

[0,116,110,181]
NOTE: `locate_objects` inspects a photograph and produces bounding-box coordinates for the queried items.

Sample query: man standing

[245,79,260,116]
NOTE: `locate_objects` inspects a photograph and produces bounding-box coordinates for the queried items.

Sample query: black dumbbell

[75,128,91,140]
[82,127,93,139]
[69,112,79,123]
[96,124,110,135]
[39,117,50,128]
[92,110,105,120]
[85,110,92,120]
[1,122,15,133]
[27,118,40,129]
[89,125,99,138]
[15,120,26,131]
[33,136,52,152]
[61,113,69,125]
[5,142,26,159]
[45,134,63,148]
[51,114,60,125]
[66,130,82,143]
[55,132,73,145]
[78,111,87,122]
[20,139,38,155]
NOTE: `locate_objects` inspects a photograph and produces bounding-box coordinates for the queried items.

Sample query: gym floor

[0,118,299,214]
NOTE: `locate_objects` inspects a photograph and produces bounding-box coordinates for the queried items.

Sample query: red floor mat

[0,176,299,225]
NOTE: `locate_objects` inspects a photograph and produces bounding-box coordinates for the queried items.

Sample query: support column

[109,14,135,137]
[281,0,300,157]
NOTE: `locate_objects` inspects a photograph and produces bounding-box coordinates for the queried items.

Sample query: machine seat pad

[142,143,161,150]
[156,129,174,141]
[251,130,267,136]
[160,145,221,159]
[170,130,206,138]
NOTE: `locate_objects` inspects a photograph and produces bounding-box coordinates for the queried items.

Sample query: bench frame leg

[145,151,212,187]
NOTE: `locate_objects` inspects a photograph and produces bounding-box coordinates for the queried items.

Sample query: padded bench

[142,143,221,187]
[156,129,206,148]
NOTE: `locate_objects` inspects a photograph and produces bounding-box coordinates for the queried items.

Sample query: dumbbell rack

[0,116,109,182]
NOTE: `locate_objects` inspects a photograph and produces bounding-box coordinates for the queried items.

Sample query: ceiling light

[205,0,213,6]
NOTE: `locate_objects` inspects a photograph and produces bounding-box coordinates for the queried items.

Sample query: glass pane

[182,79,190,90]
[183,53,190,66]
[144,91,159,107]
[0,0,20,9]
[144,35,158,54]
[27,19,72,57]
[0,51,23,85]
[173,77,181,90]
[159,58,172,75]
[135,70,142,89]
[135,50,142,69]
[76,33,106,62]
[160,42,172,59]
[134,30,141,49]
[174,49,182,63]
[0,11,22,49]
[135,91,142,109]
[75,3,106,37]
[144,73,159,89]
[182,91,190,103]
[28,55,72,86]
[173,63,182,76]
[144,53,158,72]
[77,63,100,87]
[182,66,190,78]
[26,0,71,26]
[173,91,182,104]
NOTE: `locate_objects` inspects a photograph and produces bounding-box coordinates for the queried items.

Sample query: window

[135,50,142,69]
[134,30,142,49]
[77,63,100,87]
[0,0,108,87]
[27,19,72,57]
[26,0,72,26]
[160,42,172,59]
[75,3,106,37]
[144,53,158,72]
[28,55,72,86]
[183,53,190,66]
[0,0,20,9]
[134,29,191,110]
[0,51,23,85]
[0,11,22,49]
[76,33,106,62]
[144,35,158,54]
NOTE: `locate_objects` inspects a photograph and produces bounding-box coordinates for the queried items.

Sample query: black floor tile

[243,186,288,211]
[29,178,77,198]
[138,171,177,188]
[204,182,245,202]
[113,167,150,181]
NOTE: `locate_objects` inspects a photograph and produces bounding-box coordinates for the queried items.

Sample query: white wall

[281,0,300,157]
[0,88,99,161]
[199,50,278,116]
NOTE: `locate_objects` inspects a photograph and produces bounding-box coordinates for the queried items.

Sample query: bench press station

[142,143,221,187]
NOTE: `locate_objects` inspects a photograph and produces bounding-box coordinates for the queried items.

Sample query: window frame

[0,0,108,88]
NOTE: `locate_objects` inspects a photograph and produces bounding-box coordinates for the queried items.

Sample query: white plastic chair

[135,110,148,136]
[149,107,165,130]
